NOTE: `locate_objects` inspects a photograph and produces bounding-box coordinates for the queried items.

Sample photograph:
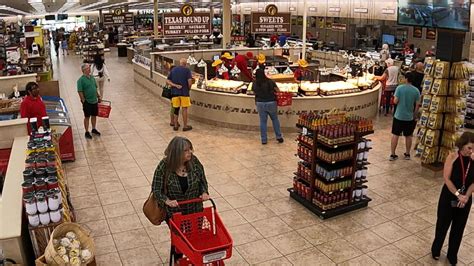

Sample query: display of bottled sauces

[297,112,373,133]
[313,190,350,210]
[316,148,353,163]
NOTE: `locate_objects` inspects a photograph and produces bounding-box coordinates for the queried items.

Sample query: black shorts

[83,101,98,117]
[392,118,416,136]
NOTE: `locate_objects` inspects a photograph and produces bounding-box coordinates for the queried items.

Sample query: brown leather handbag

[143,172,168,225]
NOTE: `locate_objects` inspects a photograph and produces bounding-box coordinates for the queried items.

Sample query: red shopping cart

[169,198,233,266]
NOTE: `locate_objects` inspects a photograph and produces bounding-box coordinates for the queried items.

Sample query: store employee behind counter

[20,81,47,134]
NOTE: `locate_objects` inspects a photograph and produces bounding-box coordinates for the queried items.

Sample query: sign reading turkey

[251,4,291,34]
[163,4,211,36]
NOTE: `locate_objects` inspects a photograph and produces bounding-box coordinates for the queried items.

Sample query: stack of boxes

[416,59,471,164]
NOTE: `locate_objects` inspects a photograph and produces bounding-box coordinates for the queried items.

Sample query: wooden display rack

[289,122,373,219]
[28,138,75,258]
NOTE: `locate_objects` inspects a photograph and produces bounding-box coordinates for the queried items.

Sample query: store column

[222,0,231,49]
[153,0,159,39]
[301,0,308,59]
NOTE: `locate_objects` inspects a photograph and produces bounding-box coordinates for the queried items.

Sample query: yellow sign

[113,8,123,16]
[181,4,194,16]
[265,4,278,16]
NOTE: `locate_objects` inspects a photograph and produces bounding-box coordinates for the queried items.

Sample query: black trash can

[117,43,128,57]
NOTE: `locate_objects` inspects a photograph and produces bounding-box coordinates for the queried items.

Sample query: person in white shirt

[91,55,110,98]
[374,58,399,116]
[379,43,390,62]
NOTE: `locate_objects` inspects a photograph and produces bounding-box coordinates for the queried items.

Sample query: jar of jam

[50,209,61,223]
[46,166,57,177]
[28,213,40,227]
[46,190,60,210]
[46,177,59,189]
[36,157,47,168]
[46,155,56,166]
[25,157,36,168]
[23,193,37,215]
[34,168,46,179]
[34,179,47,191]
[36,193,48,213]
[23,169,35,181]
[22,180,35,194]
[39,212,50,225]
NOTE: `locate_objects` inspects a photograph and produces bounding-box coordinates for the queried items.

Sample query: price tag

[302,127,308,135]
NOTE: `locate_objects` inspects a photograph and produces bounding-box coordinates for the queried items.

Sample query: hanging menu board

[251,4,291,34]
[162,5,211,36]
[103,9,134,25]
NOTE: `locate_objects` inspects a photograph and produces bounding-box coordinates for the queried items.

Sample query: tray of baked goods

[299,82,320,96]
[205,79,245,94]
[319,81,360,96]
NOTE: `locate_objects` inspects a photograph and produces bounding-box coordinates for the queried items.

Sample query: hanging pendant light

[274,42,281,48]
[333,64,340,73]
[201,35,208,40]
[197,59,207,67]
[283,43,290,49]
[193,35,200,40]
[209,35,215,39]
[283,66,293,75]
[218,64,228,75]
[231,65,241,75]
[262,43,270,50]
[217,33,223,38]
[187,55,198,65]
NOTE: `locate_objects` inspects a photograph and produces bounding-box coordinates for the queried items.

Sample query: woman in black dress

[432,132,474,265]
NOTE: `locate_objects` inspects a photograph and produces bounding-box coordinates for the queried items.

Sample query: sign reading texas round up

[162,12,212,36]
[251,12,291,34]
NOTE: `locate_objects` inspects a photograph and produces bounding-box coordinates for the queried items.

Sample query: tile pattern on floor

[54,49,474,265]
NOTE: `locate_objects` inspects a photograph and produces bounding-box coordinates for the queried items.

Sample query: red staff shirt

[234,54,253,81]
[20,95,47,132]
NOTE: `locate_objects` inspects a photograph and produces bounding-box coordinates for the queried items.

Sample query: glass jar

[46,190,60,210]
[28,213,40,227]
[39,212,50,225]
[34,168,46,179]
[34,179,47,191]
[22,180,35,194]
[52,188,62,203]
[23,193,37,215]
[23,169,35,181]
[25,157,36,168]
[46,166,57,178]
[46,177,59,190]
[49,209,61,223]
[36,193,48,213]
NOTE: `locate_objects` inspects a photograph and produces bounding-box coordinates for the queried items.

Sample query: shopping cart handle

[177,198,216,209]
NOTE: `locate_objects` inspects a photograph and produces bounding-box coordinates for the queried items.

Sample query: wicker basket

[44,222,95,265]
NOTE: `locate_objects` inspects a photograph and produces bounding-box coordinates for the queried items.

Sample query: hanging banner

[162,4,211,36]
[331,23,347,32]
[103,9,134,25]
[413,26,422,38]
[251,4,291,34]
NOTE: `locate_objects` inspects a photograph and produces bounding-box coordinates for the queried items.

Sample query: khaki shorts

[171,96,191,108]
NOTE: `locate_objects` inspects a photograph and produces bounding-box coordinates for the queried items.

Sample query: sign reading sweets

[251,4,291,34]
[103,8,134,25]
[162,4,211,36]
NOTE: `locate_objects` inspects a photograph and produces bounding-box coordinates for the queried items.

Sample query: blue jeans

[256,101,282,143]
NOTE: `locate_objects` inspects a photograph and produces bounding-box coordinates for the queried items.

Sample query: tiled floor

[53,50,474,265]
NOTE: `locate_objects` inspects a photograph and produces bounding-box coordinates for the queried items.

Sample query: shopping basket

[97,100,111,118]
[276,92,293,107]
[169,198,233,266]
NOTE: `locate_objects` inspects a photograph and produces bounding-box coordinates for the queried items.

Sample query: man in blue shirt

[167,58,193,131]
[390,71,421,161]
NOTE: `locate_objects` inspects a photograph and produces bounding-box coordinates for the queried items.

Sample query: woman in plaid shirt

[152,136,210,219]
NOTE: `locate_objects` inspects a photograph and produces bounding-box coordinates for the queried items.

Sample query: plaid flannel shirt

[152,155,209,218]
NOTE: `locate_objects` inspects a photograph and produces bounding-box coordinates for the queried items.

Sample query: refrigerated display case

[42,96,75,162]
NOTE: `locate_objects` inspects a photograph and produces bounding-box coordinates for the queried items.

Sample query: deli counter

[133,47,381,132]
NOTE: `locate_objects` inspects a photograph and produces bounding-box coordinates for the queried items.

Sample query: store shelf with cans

[415,60,473,167]
[464,76,474,128]
[289,111,373,219]
[21,117,76,258]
